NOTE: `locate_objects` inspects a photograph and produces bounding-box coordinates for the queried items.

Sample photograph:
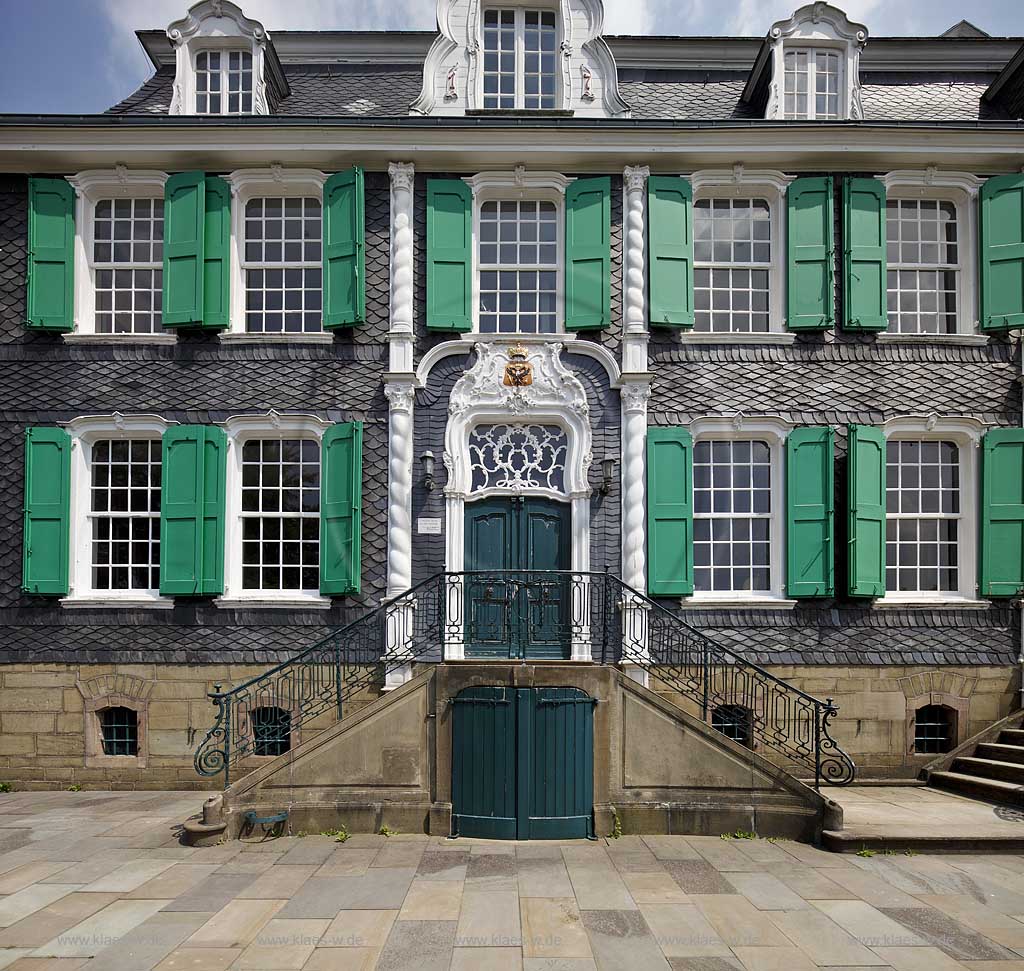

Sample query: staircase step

[977,743,1024,765]
[952,757,1024,786]
[930,769,1024,806]
[998,728,1024,745]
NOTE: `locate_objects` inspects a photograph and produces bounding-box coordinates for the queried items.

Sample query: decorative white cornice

[687,415,793,441]
[63,414,177,439]
[882,168,984,198]
[464,169,574,199]
[226,168,327,198]
[883,415,988,442]
[221,412,332,439]
[689,167,793,196]
[769,3,868,46]
[68,170,169,202]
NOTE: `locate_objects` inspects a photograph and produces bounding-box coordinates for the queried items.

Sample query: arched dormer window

[765,3,867,121]
[413,0,629,118]
[167,1,288,116]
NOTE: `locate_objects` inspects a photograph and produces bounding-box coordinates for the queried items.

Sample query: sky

[0,0,1021,115]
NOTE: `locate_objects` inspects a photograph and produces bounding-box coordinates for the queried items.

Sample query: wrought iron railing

[194,571,855,788]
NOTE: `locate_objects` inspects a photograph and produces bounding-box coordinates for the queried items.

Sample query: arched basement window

[99,706,139,757]
[914,704,956,754]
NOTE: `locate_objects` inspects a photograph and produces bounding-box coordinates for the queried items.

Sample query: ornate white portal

[443,341,594,660]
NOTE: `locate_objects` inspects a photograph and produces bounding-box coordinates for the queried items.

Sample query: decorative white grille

[468,423,568,494]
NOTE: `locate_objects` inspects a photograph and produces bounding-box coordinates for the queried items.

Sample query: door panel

[464,498,570,659]
[451,686,517,839]
[451,685,594,840]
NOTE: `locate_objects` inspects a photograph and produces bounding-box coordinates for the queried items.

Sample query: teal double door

[464,497,571,660]
[451,686,594,839]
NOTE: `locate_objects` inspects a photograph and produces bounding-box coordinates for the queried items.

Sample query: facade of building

[2,0,1024,811]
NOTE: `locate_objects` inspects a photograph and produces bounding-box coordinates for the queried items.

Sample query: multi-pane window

[693,440,772,593]
[195,50,253,114]
[99,707,139,757]
[244,197,323,333]
[886,440,960,594]
[914,704,955,754]
[694,199,772,333]
[479,200,558,334]
[241,439,320,592]
[90,440,161,592]
[784,49,840,119]
[886,200,959,335]
[483,8,557,110]
[93,198,164,335]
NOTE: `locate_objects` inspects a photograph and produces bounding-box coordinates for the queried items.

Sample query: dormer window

[765,3,867,121]
[482,8,557,110]
[195,49,253,114]
[784,49,841,119]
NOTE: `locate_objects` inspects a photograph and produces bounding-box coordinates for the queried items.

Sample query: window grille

[914,704,954,754]
[99,706,139,757]
[712,704,753,747]
[252,706,291,757]
[469,423,568,494]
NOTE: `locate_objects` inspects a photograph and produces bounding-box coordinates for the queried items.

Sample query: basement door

[451,686,594,840]
[464,497,571,659]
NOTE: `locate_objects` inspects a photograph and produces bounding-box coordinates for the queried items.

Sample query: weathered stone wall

[0,661,1015,789]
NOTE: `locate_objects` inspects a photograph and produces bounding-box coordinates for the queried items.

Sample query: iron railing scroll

[194,571,855,789]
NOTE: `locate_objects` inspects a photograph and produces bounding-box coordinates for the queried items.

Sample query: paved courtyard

[4,791,1024,969]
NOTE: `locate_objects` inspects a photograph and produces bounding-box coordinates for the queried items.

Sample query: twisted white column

[620,381,651,592]
[388,162,415,371]
[384,383,414,598]
[623,165,649,337]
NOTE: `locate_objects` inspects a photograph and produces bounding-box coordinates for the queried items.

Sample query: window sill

[673,333,796,345]
[214,596,333,610]
[680,597,798,610]
[61,596,174,610]
[62,333,178,345]
[218,333,336,344]
[875,333,989,346]
[460,332,575,344]
[874,598,992,609]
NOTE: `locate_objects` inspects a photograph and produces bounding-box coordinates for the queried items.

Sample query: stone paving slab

[8,792,1024,968]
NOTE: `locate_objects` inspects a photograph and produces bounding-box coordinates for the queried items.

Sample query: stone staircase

[927,716,1024,806]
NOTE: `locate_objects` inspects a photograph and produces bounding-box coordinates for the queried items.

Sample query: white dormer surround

[412,0,630,118]
[167,1,273,115]
[765,2,867,121]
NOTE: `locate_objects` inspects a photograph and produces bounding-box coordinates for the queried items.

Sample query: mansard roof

[109,24,1024,122]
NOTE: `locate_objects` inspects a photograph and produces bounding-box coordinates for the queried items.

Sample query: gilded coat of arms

[502,344,533,387]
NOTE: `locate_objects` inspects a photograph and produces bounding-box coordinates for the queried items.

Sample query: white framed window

[694,198,772,334]
[465,170,571,338]
[219,414,332,608]
[226,169,327,337]
[194,49,253,115]
[67,170,170,339]
[880,172,983,339]
[764,6,866,121]
[689,170,790,338]
[62,414,176,608]
[482,8,558,110]
[479,200,558,334]
[686,417,791,603]
[881,417,983,604]
[784,48,841,120]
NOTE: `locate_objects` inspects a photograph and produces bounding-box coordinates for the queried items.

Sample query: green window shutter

[201,177,231,330]
[159,426,205,595]
[647,427,693,596]
[320,421,363,595]
[162,171,206,328]
[787,176,835,331]
[426,179,472,332]
[323,166,366,329]
[980,429,1024,596]
[199,427,227,595]
[847,424,886,597]
[786,427,835,597]
[980,174,1024,331]
[22,427,71,595]
[842,177,887,332]
[27,178,75,332]
[647,176,694,328]
[565,176,611,331]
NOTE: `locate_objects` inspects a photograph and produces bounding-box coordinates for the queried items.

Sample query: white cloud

[603,0,653,34]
